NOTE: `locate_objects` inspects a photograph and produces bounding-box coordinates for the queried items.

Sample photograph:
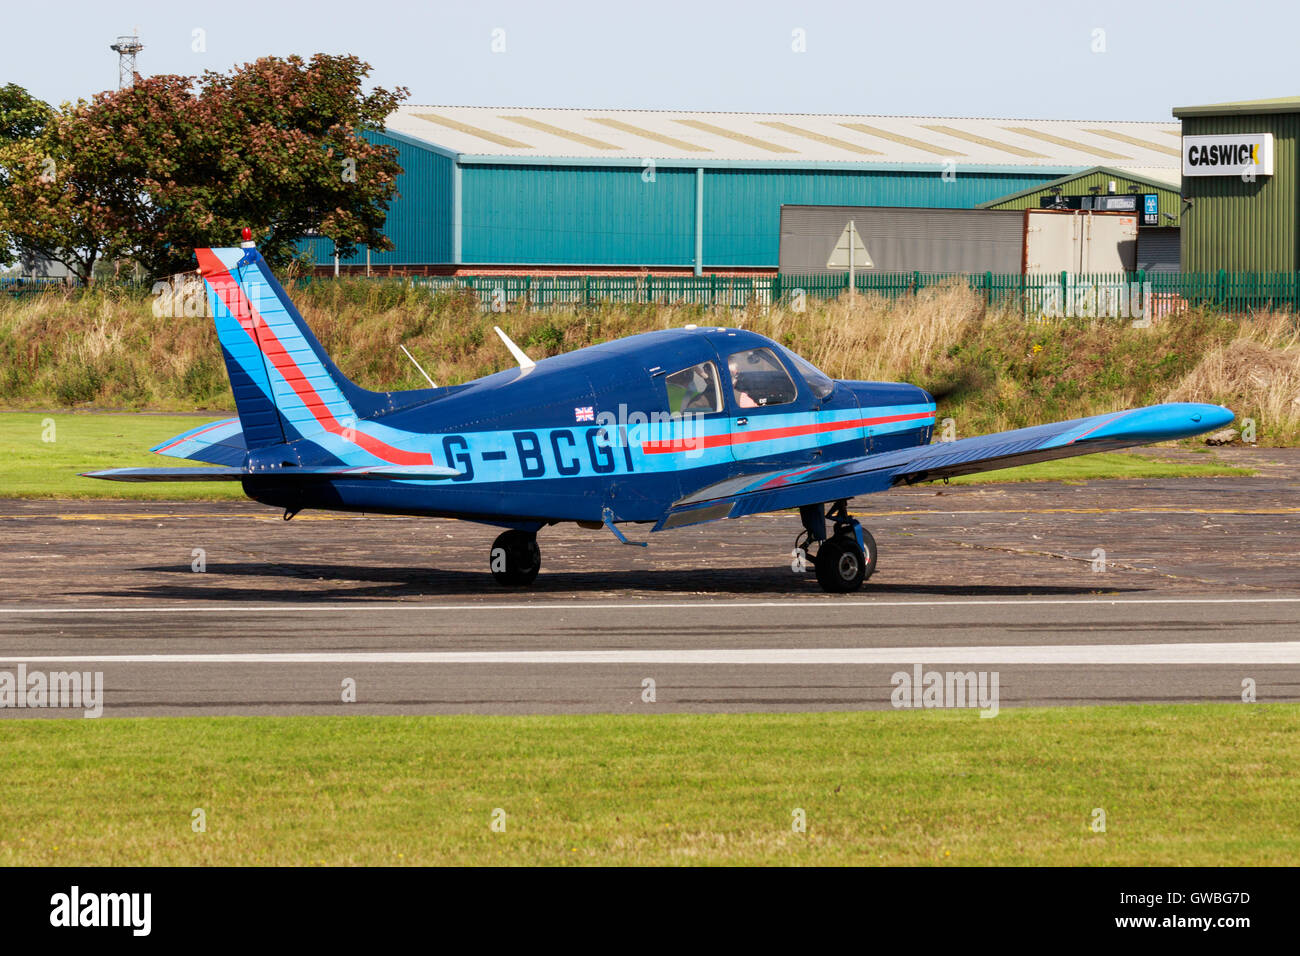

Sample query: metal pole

[848,220,855,302]
[694,167,704,277]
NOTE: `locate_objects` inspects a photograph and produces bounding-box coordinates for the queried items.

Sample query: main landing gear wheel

[489,529,541,586]
[799,500,877,593]
[814,528,877,593]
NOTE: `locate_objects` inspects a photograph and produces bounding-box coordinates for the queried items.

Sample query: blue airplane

[85,234,1235,592]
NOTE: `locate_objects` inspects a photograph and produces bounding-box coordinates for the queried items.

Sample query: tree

[0,84,137,280]
[0,56,407,282]
[0,84,55,268]
[0,83,51,142]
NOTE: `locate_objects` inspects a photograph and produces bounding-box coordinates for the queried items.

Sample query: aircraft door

[719,345,840,468]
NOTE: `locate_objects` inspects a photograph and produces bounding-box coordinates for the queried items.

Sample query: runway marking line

[2,597,1300,614]
[38,512,350,522]
[3,641,1298,665]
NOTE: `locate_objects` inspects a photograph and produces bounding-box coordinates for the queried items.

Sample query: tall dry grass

[2,278,1297,443]
[1166,311,1300,442]
[735,279,984,383]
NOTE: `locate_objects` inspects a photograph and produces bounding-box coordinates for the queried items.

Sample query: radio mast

[109,30,144,90]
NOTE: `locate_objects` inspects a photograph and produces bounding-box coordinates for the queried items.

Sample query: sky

[4,0,1298,121]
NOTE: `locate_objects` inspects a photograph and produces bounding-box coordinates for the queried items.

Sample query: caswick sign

[1182,133,1274,177]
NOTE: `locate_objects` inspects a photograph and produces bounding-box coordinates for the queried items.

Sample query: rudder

[197,244,377,451]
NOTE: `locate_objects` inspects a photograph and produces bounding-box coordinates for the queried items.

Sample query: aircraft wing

[655,402,1234,530]
[83,464,462,482]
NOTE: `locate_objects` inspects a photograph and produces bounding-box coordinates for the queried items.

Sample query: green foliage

[0,83,52,142]
[50,358,104,406]
[0,57,407,283]
[527,321,566,355]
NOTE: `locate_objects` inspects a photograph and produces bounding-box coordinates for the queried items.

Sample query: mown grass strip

[0,704,1294,865]
[0,412,243,499]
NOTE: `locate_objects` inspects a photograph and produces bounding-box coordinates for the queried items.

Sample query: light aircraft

[85,232,1235,592]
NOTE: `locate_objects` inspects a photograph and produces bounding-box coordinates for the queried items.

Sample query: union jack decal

[575,406,595,422]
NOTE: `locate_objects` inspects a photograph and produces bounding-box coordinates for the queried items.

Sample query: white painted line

[1,597,1299,614]
[3,642,1298,665]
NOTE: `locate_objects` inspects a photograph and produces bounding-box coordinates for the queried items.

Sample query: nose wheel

[799,500,877,593]
[489,529,541,586]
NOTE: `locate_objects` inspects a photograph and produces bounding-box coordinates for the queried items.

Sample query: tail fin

[196,244,386,451]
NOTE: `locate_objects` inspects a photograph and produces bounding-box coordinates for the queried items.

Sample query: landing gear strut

[489,529,541,586]
[797,499,877,593]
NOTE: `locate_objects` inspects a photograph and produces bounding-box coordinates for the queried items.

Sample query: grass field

[0,412,242,499]
[946,451,1253,484]
[0,705,1294,866]
[0,411,1255,500]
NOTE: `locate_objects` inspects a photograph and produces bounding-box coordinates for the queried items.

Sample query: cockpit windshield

[778,346,836,400]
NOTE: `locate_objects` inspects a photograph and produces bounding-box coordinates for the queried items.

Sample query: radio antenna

[399,344,437,388]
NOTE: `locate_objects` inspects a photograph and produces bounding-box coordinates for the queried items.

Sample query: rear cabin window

[664,361,723,415]
[726,348,798,408]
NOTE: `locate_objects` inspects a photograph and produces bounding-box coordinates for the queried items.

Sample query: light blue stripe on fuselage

[294,403,934,485]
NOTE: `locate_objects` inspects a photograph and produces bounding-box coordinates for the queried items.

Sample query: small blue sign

[1143,194,1159,226]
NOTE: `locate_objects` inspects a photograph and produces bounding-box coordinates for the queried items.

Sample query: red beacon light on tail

[240,227,254,249]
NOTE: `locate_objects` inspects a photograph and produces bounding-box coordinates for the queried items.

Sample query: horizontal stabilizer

[82,464,461,483]
[150,417,246,466]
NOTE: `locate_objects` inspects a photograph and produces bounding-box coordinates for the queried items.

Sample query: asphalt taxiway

[2,465,1297,717]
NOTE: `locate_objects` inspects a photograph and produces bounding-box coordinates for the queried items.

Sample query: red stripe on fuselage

[641,410,934,455]
[196,249,432,466]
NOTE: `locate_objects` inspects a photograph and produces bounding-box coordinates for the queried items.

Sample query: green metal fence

[1,276,69,297]
[407,270,1300,317]
[11,269,1300,317]
[412,274,781,310]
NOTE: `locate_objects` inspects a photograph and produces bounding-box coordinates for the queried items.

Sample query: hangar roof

[386,105,1181,169]
[1174,96,1300,117]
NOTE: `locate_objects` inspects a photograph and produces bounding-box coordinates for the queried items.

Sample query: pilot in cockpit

[728,356,758,408]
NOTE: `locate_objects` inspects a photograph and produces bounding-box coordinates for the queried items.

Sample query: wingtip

[1199,404,1236,430]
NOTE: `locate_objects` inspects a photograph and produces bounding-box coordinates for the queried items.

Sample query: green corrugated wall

[982,171,1180,224]
[1179,112,1300,272]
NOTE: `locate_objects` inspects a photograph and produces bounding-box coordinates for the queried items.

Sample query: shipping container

[778,205,1024,275]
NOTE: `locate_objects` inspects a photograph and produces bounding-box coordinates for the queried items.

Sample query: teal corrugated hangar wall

[313,133,1076,269]
[304,129,455,267]
[461,164,698,266]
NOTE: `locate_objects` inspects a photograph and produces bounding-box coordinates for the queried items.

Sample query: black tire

[489,530,541,586]
[852,527,878,583]
[814,530,875,593]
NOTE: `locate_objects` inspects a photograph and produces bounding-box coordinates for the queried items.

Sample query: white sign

[826,220,873,270]
[1182,133,1274,177]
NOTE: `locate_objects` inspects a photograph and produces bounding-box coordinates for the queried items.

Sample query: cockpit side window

[664,361,723,415]
[726,348,798,408]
